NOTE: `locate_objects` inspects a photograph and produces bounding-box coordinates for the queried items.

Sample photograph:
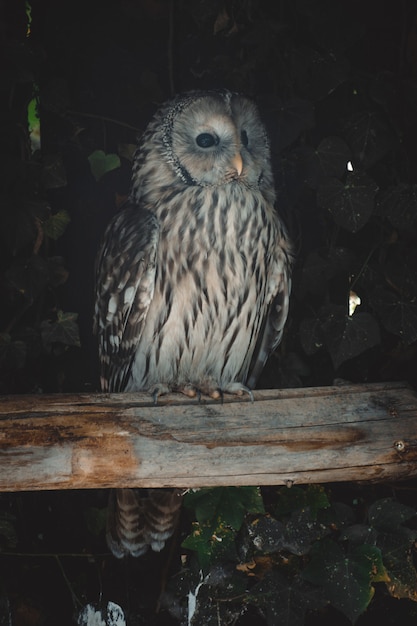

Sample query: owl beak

[231,153,243,176]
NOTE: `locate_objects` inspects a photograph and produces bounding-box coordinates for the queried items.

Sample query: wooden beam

[0,382,416,492]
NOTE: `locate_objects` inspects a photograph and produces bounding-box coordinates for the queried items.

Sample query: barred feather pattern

[95,90,293,557]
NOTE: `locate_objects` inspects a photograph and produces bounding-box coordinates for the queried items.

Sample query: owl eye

[240,129,249,147]
[196,133,219,148]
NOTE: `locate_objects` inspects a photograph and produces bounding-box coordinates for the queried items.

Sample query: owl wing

[94,203,159,392]
[246,250,292,390]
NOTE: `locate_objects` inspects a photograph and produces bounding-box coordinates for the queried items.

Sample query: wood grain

[0,382,416,491]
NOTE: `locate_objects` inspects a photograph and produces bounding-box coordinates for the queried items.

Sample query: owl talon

[149,384,171,404]
[181,385,198,398]
[209,388,223,401]
[223,383,254,403]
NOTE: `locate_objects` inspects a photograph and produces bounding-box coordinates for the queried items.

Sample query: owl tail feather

[106,488,183,558]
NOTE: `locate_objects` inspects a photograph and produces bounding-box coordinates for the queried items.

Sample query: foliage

[0,58,79,392]
[88,150,121,182]
[182,487,265,571]
[164,486,417,625]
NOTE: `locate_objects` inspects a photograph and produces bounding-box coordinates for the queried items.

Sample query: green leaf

[293,47,349,101]
[303,136,352,188]
[320,305,381,369]
[297,247,356,298]
[377,528,417,601]
[369,287,417,345]
[184,487,264,531]
[170,566,247,625]
[270,96,315,151]
[245,515,286,554]
[317,171,378,232]
[366,499,417,601]
[182,520,237,571]
[299,316,324,355]
[251,570,324,626]
[41,310,81,349]
[274,485,330,519]
[88,150,121,181]
[41,154,68,190]
[6,255,50,300]
[303,539,382,623]
[84,507,107,537]
[27,96,39,134]
[342,111,397,168]
[368,498,417,530]
[44,210,71,240]
[47,256,69,288]
[28,94,40,152]
[377,183,417,230]
[284,507,331,556]
[183,488,264,570]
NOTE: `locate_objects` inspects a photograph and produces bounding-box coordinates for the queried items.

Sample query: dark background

[1,1,417,624]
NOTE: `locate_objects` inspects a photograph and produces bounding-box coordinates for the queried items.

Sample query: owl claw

[149,384,171,404]
[223,383,254,403]
[150,382,253,403]
[209,388,223,402]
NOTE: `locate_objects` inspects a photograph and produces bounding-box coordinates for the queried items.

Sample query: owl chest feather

[128,185,278,390]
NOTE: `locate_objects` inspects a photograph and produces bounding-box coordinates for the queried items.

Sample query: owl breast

[126,183,277,391]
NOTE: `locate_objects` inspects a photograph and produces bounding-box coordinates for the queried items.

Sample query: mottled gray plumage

[95,89,292,557]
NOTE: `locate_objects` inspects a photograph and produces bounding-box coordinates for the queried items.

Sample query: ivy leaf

[265,96,314,152]
[171,565,246,625]
[303,539,383,623]
[342,110,397,168]
[41,154,68,189]
[88,150,121,181]
[182,520,237,571]
[274,485,330,519]
[299,317,324,355]
[317,171,378,232]
[320,305,381,369]
[297,247,356,297]
[6,255,50,300]
[28,95,40,152]
[47,256,69,288]
[378,528,417,601]
[84,507,107,537]
[368,498,417,530]
[41,310,81,350]
[44,209,71,240]
[294,47,349,101]
[340,524,378,547]
[183,488,264,570]
[303,136,352,188]
[251,570,324,626]
[245,515,286,554]
[369,287,417,345]
[367,499,417,601]
[184,487,264,531]
[284,508,331,556]
[377,183,417,230]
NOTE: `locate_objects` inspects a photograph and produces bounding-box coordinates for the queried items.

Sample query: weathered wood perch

[0,382,417,492]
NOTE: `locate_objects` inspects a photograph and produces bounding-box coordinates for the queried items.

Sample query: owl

[94,89,293,558]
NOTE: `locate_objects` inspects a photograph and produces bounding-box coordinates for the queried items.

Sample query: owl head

[132,90,275,203]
